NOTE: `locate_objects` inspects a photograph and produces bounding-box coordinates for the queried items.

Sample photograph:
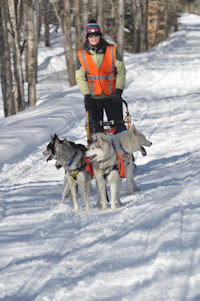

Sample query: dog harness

[69,156,94,180]
[119,142,129,156]
[111,140,126,178]
[78,45,117,96]
[83,157,94,177]
[67,152,78,167]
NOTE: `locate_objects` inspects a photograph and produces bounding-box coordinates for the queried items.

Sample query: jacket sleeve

[75,56,91,96]
[115,49,126,90]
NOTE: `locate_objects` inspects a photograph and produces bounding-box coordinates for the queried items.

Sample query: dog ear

[50,135,54,143]
[130,124,137,135]
[52,134,59,141]
[96,135,103,147]
[97,133,111,147]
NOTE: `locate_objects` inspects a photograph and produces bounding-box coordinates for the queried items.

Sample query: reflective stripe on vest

[78,45,116,96]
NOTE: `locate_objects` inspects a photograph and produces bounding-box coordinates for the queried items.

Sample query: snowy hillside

[0,14,200,301]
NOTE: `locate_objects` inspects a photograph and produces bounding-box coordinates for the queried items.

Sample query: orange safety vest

[78,45,117,96]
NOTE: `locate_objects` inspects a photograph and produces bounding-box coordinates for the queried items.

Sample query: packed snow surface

[0,14,200,301]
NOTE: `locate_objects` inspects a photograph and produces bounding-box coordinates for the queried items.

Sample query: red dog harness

[83,157,94,177]
[111,140,126,178]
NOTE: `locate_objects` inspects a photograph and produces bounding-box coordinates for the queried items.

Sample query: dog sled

[86,99,131,144]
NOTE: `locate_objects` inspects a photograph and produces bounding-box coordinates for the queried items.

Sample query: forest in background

[0,0,199,117]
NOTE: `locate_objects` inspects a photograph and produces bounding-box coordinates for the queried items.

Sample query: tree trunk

[0,0,15,117]
[105,0,116,42]
[90,0,97,20]
[140,0,148,52]
[44,0,50,47]
[8,0,25,112]
[132,0,141,53]
[74,0,82,50]
[82,0,88,34]
[62,0,76,86]
[97,0,104,33]
[26,0,38,106]
[117,0,125,56]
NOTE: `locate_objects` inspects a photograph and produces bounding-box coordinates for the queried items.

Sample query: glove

[115,89,123,96]
[114,89,123,102]
[84,94,92,111]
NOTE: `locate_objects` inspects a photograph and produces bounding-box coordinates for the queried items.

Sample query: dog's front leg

[131,164,140,192]
[125,164,133,195]
[125,157,133,195]
[78,173,91,211]
[95,173,107,210]
[61,172,70,204]
[70,181,79,212]
[126,158,139,193]
[84,183,91,211]
[96,183,101,208]
[108,171,122,210]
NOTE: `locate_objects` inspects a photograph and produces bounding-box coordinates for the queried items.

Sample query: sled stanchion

[86,111,90,146]
[122,99,131,129]
[126,105,130,129]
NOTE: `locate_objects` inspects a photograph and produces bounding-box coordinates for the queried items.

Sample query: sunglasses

[87,32,101,38]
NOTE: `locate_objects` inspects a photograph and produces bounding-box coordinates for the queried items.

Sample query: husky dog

[111,123,152,193]
[86,133,123,210]
[43,134,91,212]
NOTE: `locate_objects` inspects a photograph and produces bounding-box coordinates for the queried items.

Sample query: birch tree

[97,0,104,33]
[132,0,148,52]
[140,0,148,52]
[117,0,125,56]
[0,0,15,116]
[8,0,25,112]
[44,0,50,47]
[63,0,76,86]
[74,0,82,50]
[82,0,89,32]
[104,0,117,42]
[90,0,97,20]
[52,1,76,86]
[25,0,38,106]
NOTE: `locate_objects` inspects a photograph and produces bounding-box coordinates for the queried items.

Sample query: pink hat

[86,23,101,34]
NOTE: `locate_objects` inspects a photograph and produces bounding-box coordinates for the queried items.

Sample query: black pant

[88,97,125,136]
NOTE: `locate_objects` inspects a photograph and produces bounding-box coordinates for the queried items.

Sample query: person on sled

[76,19,126,140]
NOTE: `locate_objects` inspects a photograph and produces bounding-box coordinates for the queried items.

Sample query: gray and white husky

[85,124,152,209]
[112,123,152,194]
[43,134,91,212]
[86,133,122,210]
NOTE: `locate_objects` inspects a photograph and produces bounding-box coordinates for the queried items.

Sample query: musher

[76,19,126,140]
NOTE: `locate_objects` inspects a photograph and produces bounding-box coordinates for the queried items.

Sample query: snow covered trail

[0,14,200,301]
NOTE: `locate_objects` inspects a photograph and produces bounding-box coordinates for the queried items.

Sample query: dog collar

[68,152,77,167]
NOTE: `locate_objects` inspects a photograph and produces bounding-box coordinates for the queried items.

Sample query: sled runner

[86,99,131,145]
